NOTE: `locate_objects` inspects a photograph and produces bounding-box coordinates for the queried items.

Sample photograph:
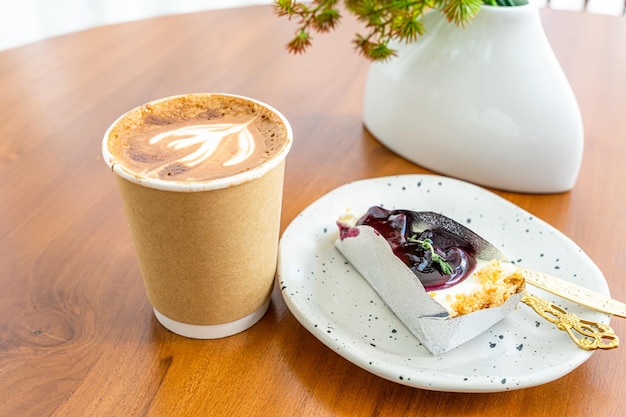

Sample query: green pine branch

[273,0,528,61]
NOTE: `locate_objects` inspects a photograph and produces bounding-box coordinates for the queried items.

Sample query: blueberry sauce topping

[350,206,477,291]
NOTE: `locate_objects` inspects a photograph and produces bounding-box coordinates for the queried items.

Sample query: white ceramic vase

[362,4,583,193]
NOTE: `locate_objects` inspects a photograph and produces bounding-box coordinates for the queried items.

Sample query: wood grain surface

[1,5,625,417]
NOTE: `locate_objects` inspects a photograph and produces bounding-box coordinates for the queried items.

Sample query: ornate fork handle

[522,293,619,351]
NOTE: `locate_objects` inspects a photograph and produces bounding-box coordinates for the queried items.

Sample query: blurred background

[0,0,272,51]
[0,0,624,51]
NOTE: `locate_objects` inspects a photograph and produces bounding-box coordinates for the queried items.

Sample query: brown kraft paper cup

[102,93,292,338]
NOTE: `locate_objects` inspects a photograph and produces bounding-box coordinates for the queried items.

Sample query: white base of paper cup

[153,300,270,339]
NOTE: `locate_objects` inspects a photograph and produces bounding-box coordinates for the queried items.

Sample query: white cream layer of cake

[428,259,524,317]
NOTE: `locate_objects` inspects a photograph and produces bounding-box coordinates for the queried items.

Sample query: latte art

[104,93,290,183]
[147,120,257,176]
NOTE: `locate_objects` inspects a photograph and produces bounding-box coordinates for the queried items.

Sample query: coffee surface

[106,94,289,182]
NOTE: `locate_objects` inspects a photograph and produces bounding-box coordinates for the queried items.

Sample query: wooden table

[1,5,625,416]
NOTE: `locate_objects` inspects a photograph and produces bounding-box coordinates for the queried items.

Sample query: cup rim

[102,93,293,192]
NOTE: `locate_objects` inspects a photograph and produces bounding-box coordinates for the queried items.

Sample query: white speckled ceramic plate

[277,174,612,392]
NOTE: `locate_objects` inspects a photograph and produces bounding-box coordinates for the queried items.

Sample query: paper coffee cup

[102,93,292,338]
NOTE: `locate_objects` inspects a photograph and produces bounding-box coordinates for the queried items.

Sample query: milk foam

[145,120,257,177]
[104,93,291,185]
